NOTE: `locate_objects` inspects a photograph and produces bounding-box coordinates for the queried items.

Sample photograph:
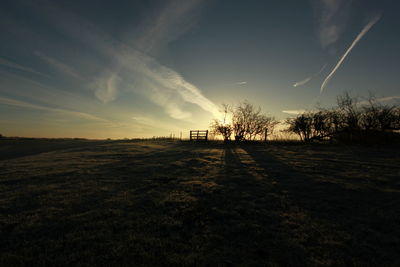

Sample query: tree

[312,110,339,140]
[210,119,232,141]
[210,101,278,141]
[285,92,400,143]
[232,101,279,141]
[394,106,400,130]
[286,113,312,141]
[232,101,259,141]
[257,115,279,141]
[336,92,361,132]
[210,104,232,141]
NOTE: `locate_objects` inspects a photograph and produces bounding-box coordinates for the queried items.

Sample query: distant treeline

[210,93,400,144]
[286,93,400,143]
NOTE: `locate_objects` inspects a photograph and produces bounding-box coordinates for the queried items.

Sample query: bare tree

[210,104,232,141]
[336,92,361,132]
[232,101,259,141]
[312,110,335,140]
[257,115,279,141]
[211,101,278,141]
[285,92,400,143]
[286,113,312,141]
[394,106,400,130]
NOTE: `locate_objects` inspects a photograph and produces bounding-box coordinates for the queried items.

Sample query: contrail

[293,64,327,87]
[320,14,382,93]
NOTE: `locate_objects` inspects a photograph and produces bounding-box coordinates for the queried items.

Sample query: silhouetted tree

[258,115,279,141]
[211,101,277,141]
[210,104,232,141]
[360,96,397,131]
[286,113,313,141]
[232,101,260,141]
[285,92,400,143]
[311,110,333,140]
[210,120,232,141]
[394,106,400,130]
[336,92,361,133]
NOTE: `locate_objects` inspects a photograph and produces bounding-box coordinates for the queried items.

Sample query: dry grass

[1,139,400,266]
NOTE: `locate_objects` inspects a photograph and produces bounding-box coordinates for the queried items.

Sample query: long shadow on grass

[183,143,308,265]
[3,141,399,266]
[240,143,400,265]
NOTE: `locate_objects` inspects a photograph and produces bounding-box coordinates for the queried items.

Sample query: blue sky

[0,0,399,138]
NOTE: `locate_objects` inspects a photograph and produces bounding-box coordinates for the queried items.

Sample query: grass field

[1,139,400,266]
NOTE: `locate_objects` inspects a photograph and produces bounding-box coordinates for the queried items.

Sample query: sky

[1,0,399,139]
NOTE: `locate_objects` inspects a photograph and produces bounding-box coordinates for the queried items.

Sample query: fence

[189,130,208,141]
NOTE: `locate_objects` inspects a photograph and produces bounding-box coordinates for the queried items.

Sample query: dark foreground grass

[1,140,400,266]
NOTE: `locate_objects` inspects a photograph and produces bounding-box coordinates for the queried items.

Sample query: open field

[1,139,400,266]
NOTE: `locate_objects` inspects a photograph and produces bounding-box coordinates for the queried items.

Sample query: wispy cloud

[0,57,50,78]
[0,96,108,122]
[320,14,381,93]
[35,51,83,80]
[375,95,400,103]
[293,64,327,87]
[293,77,312,88]
[103,37,221,119]
[130,51,220,119]
[358,95,400,105]
[236,81,247,85]
[51,1,218,118]
[282,109,309,115]
[94,73,120,104]
[132,115,173,130]
[7,1,220,120]
[312,0,352,48]
[134,0,204,53]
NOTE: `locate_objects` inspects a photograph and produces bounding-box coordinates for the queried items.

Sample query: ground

[1,139,400,266]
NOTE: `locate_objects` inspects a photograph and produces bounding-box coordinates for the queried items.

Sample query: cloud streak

[282,109,309,115]
[293,64,327,87]
[94,73,120,104]
[130,51,221,119]
[320,14,381,93]
[0,57,50,78]
[47,1,219,119]
[358,95,400,106]
[134,0,204,53]
[375,95,400,103]
[6,1,221,121]
[0,96,108,123]
[35,51,83,80]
